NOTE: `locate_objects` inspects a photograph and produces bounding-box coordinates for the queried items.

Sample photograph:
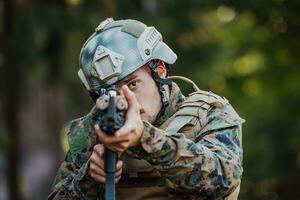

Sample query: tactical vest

[117,76,241,200]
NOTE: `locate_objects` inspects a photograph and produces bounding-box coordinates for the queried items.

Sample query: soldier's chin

[140,113,148,121]
[140,113,153,123]
[140,109,156,123]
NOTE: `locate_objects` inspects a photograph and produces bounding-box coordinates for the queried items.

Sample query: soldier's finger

[115,123,134,136]
[116,175,122,183]
[119,87,124,96]
[93,161,104,171]
[115,168,122,178]
[94,124,106,139]
[89,164,105,176]
[93,144,104,157]
[112,145,128,153]
[90,153,104,169]
[97,127,130,144]
[115,168,122,182]
[122,85,139,112]
[116,160,123,170]
[91,166,105,177]
[90,172,105,183]
[90,152,100,164]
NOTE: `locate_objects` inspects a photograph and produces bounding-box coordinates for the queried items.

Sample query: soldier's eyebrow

[122,74,138,84]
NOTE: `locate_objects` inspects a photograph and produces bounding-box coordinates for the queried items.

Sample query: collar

[153,82,185,127]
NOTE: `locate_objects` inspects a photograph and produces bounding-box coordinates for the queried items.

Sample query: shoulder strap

[169,75,228,108]
[165,115,194,133]
[168,76,200,92]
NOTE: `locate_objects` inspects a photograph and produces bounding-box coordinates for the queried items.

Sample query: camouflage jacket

[48,82,244,200]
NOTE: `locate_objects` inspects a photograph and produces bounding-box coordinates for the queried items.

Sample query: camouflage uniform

[48,82,244,200]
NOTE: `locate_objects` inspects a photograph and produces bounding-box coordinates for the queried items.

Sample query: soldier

[48,18,245,200]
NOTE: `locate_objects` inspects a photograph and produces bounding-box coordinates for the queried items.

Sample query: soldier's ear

[156,60,167,78]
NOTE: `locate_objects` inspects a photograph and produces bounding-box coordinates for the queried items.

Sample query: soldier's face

[116,66,165,123]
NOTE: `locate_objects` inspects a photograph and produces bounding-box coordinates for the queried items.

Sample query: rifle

[95,85,128,200]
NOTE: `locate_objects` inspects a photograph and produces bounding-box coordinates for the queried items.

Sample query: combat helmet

[78,18,177,114]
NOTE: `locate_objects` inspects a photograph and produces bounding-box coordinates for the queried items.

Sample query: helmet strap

[148,60,172,122]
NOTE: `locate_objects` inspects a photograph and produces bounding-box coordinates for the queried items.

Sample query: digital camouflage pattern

[48,82,244,200]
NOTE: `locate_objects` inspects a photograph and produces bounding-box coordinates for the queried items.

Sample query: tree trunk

[1,0,22,200]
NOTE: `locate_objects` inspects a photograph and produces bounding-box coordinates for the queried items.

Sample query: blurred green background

[1,0,300,200]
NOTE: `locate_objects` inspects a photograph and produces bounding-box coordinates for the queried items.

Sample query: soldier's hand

[88,144,123,183]
[94,85,144,153]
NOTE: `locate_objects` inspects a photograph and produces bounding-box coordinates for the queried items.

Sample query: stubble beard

[140,108,159,124]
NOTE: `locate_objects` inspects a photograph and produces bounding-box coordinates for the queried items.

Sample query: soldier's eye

[127,80,138,90]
